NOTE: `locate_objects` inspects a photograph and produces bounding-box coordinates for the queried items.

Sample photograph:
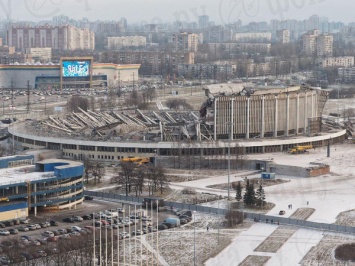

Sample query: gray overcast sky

[4,0,353,24]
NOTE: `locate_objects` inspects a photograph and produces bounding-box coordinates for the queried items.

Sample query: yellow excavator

[120,156,151,165]
[289,145,313,154]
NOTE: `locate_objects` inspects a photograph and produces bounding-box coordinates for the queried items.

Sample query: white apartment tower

[276,29,290,44]
[302,30,333,56]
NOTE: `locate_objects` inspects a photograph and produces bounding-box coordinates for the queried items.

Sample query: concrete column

[261,96,265,138]
[296,93,299,135]
[231,99,234,140]
[34,183,37,217]
[274,96,278,137]
[311,92,314,117]
[286,93,290,137]
[214,98,218,140]
[304,92,308,134]
[246,97,250,139]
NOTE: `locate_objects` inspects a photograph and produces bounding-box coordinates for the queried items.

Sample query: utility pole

[11,79,14,107]
[132,73,135,90]
[26,81,30,114]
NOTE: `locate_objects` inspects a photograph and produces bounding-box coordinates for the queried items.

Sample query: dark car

[179,219,188,225]
[9,228,18,234]
[162,222,175,229]
[84,195,94,200]
[0,223,5,228]
[62,217,75,223]
[157,224,168,231]
[3,221,14,227]
[50,220,59,226]
[20,252,33,261]
[12,219,20,225]
[82,215,92,220]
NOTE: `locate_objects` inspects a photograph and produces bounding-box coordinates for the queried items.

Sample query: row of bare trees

[83,159,106,185]
[111,163,168,196]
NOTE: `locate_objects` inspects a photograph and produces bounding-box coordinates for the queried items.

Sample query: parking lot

[0,198,186,264]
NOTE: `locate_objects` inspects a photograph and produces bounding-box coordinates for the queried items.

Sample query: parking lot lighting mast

[193,211,196,266]
[156,200,159,265]
[99,212,102,266]
[93,212,95,265]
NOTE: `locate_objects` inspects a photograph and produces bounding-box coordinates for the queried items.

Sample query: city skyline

[3,0,355,25]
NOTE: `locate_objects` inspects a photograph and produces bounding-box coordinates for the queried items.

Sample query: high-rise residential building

[316,34,333,57]
[7,25,95,51]
[234,32,272,43]
[198,15,209,29]
[276,29,290,44]
[107,36,146,49]
[302,30,333,56]
[171,32,199,52]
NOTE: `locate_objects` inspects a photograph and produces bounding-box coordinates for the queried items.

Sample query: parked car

[19,219,29,224]
[34,224,41,229]
[63,217,75,223]
[9,228,18,234]
[71,226,81,232]
[21,236,32,241]
[132,230,143,236]
[157,224,168,231]
[50,220,59,226]
[0,256,11,265]
[279,210,286,215]
[52,230,61,236]
[0,223,5,228]
[29,240,41,246]
[162,222,175,229]
[72,216,83,222]
[12,219,20,225]
[179,219,188,225]
[42,231,54,237]
[33,250,47,258]
[46,236,58,242]
[39,222,48,228]
[3,221,13,227]
[18,226,29,232]
[82,215,92,220]
[27,224,37,230]
[57,228,67,234]
[0,230,10,235]
[84,226,96,232]
[141,216,152,222]
[117,208,125,213]
[84,195,94,200]
[20,252,33,261]
[70,231,81,237]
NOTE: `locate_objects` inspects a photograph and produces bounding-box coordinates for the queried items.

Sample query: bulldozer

[289,145,313,154]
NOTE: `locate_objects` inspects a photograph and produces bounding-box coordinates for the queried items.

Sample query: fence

[84,190,355,235]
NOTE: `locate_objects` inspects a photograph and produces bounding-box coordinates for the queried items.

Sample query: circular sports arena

[8,85,346,169]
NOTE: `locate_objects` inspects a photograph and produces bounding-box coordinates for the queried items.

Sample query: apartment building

[177,62,236,80]
[25,47,52,62]
[7,25,95,51]
[338,67,355,82]
[316,56,354,68]
[302,30,333,56]
[171,32,199,52]
[209,43,271,55]
[276,29,290,44]
[107,36,146,49]
[234,32,272,42]
[101,50,194,75]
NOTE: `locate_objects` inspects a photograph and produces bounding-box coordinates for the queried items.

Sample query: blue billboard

[62,61,90,77]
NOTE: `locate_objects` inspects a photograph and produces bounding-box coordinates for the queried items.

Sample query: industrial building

[0,57,140,90]
[8,85,346,166]
[0,155,84,222]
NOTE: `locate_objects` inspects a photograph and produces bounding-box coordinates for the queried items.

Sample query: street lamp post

[193,211,196,266]
[227,122,233,199]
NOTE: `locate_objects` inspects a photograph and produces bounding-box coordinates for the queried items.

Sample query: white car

[71,226,82,232]
[0,229,10,235]
[42,231,54,237]
[72,216,83,222]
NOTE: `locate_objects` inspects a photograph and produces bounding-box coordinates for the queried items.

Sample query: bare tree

[67,96,89,112]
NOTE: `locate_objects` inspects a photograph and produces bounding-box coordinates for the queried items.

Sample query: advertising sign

[62,61,90,77]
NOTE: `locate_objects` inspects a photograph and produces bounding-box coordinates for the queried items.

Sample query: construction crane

[289,145,313,154]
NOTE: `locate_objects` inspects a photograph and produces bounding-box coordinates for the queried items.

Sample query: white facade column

[246,97,250,139]
[304,92,308,134]
[274,96,278,137]
[214,98,218,140]
[286,93,290,137]
[34,183,37,217]
[261,96,265,138]
[231,99,234,140]
[311,92,314,118]
[296,93,300,135]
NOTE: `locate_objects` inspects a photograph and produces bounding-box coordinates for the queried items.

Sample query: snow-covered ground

[168,143,355,265]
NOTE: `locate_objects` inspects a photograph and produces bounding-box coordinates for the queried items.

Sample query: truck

[142,197,164,209]
[163,217,180,227]
[289,145,313,154]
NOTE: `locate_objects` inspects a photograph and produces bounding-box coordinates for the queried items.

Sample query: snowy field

[167,143,355,265]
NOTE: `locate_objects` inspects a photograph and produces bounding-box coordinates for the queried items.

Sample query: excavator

[120,156,151,165]
[289,145,313,154]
